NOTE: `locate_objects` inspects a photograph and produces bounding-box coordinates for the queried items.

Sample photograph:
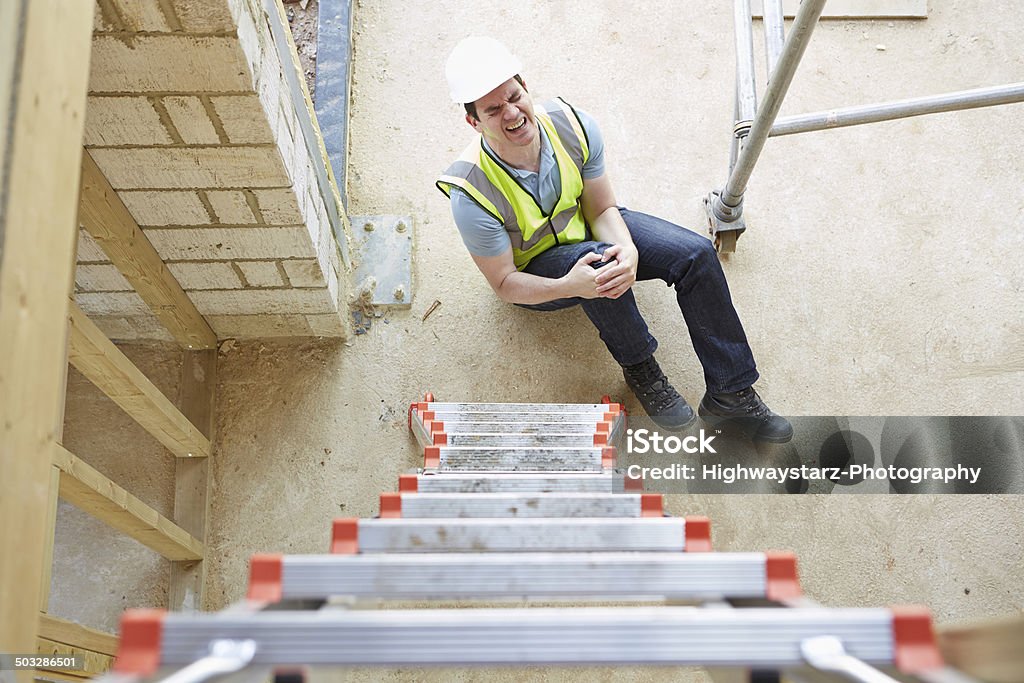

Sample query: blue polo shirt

[449,107,606,257]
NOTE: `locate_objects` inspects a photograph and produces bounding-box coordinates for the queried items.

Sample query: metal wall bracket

[350,214,413,308]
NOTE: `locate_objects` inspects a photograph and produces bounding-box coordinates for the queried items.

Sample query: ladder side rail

[409,407,432,447]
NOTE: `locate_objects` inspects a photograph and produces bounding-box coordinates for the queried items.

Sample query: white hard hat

[445,36,523,104]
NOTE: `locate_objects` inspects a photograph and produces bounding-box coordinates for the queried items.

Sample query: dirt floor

[283,0,319,99]
[52,1,1024,681]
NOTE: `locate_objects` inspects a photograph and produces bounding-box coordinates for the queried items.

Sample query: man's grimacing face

[467,78,537,151]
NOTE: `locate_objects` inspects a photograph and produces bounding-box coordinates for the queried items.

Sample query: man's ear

[520,78,528,92]
[465,113,482,132]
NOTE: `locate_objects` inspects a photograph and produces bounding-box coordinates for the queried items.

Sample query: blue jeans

[516,207,759,394]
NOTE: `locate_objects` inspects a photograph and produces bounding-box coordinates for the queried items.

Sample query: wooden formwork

[0,5,219,681]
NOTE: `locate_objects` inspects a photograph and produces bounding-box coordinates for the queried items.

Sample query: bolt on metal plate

[350,214,413,307]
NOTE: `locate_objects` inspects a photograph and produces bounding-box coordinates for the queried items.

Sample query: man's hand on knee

[594,243,638,299]
[560,251,604,299]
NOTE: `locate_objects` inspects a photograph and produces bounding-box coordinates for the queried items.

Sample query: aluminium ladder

[106,394,957,683]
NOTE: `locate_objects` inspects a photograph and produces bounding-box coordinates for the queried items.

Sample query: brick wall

[78,0,348,340]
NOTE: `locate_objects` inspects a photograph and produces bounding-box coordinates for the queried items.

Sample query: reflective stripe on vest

[437,97,592,270]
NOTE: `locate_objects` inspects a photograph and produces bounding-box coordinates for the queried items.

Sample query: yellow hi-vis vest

[436,97,592,270]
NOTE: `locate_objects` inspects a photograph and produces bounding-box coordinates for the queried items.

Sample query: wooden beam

[36,639,113,677]
[169,350,217,611]
[0,1,93,675]
[52,443,204,561]
[67,302,211,458]
[30,670,89,683]
[41,331,75,612]
[79,150,217,350]
[938,615,1024,683]
[36,614,118,657]
[38,467,62,612]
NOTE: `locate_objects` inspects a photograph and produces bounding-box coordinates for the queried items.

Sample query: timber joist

[78,150,217,350]
[67,303,211,459]
[52,444,204,561]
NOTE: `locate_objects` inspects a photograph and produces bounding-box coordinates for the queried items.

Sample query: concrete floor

[52,1,1023,680]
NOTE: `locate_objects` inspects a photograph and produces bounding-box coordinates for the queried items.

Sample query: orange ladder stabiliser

[684,516,713,552]
[600,395,626,428]
[892,606,944,673]
[398,473,419,492]
[421,420,446,445]
[331,518,359,554]
[424,446,440,469]
[248,553,285,603]
[406,391,435,430]
[379,492,402,518]
[114,608,165,675]
[764,551,802,602]
[640,493,664,517]
[593,415,617,446]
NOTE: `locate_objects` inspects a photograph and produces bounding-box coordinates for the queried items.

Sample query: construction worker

[437,37,792,443]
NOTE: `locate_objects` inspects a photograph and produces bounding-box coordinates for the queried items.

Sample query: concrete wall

[78,0,347,340]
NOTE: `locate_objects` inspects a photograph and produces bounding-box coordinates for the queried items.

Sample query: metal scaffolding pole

[733,0,758,140]
[723,0,825,206]
[729,89,741,173]
[769,82,1024,136]
[762,0,786,74]
[706,0,826,250]
[729,0,759,175]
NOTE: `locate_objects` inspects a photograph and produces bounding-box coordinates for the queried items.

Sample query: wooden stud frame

[52,444,204,561]
[0,0,94,677]
[169,349,217,611]
[66,302,211,459]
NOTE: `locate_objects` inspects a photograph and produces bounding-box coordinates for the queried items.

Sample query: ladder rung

[427,446,610,472]
[116,607,940,672]
[411,412,625,449]
[331,517,710,553]
[378,492,663,518]
[427,411,610,423]
[247,551,801,602]
[427,421,607,434]
[445,433,603,447]
[405,472,640,493]
[423,402,615,412]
